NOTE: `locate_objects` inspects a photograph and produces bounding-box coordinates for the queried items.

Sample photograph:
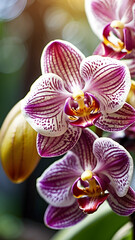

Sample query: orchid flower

[36,128,135,229]
[85,0,135,53]
[21,40,135,158]
[85,0,135,78]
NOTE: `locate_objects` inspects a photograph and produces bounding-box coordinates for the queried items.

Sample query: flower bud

[0,101,40,183]
[126,80,135,108]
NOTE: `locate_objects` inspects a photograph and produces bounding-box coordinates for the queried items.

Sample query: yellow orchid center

[73,170,103,198]
[70,89,100,118]
[126,80,135,108]
[103,20,131,53]
[81,170,93,181]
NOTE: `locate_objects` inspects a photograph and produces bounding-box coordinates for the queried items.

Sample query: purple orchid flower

[85,0,135,53]
[21,40,135,158]
[36,128,135,229]
[85,0,135,77]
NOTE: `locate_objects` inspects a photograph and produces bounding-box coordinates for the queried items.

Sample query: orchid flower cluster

[1,0,135,231]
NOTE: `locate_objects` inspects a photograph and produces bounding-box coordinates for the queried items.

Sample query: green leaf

[51,203,128,240]
[112,222,132,240]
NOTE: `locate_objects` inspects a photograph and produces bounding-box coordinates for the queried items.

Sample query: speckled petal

[81,55,131,114]
[36,151,83,207]
[93,137,133,197]
[107,186,135,216]
[72,128,98,170]
[37,125,82,157]
[44,202,86,229]
[21,73,69,137]
[95,103,135,132]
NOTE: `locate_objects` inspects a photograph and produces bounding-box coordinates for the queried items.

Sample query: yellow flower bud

[126,80,135,108]
[0,101,40,183]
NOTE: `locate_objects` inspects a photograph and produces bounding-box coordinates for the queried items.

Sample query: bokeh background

[0,0,99,239]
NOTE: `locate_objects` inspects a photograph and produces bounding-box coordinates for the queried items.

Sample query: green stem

[95,127,103,137]
[130,213,135,240]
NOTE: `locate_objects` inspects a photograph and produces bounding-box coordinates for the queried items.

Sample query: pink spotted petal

[85,0,120,40]
[72,128,98,170]
[36,151,83,208]
[81,55,131,114]
[107,186,135,216]
[37,125,82,157]
[45,202,86,229]
[21,73,69,137]
[78,194,109,214]
[95,103,135,132]
[93,137,133,197]
[41,40,85,92]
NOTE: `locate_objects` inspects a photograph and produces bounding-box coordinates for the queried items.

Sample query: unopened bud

[126,80,135,108]
[0,101,40,183]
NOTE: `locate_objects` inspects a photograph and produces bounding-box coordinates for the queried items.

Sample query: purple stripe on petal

[119,0,134,24]
[37,151,83,207]
[93,137,133,197]
[45,202,86,229]
[41,40,85,92]
[123,57,135,78]
[107,186,135,216]
[72,128,98,171]
[123,27,132,52]
[21,74,69,137]
[95,103,135,132]
[37,125,82,157]
[81,55,131,114]
[85,0,119,40]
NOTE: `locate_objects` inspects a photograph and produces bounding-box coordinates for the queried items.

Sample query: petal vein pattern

[93,138,133,197]
[37,126,82,157]
[22,74,69,137]
[41,40,85,92]
[81,56,131,113]
[37,151,83,207]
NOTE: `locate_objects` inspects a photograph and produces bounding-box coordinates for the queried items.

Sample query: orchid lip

[64,91,101,127]
[72,176,105,199]
[103,22,132,53]
[72,175,109,214]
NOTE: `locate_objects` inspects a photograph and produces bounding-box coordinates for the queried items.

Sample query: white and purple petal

[21,74,69,137]
[107,186,135,216]
[37,125,82,157]
[72,128,98,170]
[122,55,135,78]
[118,0,135,25]
[95,103,135,132]
[45,202,86,229]
[93,137,133,197]
[41,40,85,92]
[85,0,120,40]
[81,55,131,114]
[36,151,83,207]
